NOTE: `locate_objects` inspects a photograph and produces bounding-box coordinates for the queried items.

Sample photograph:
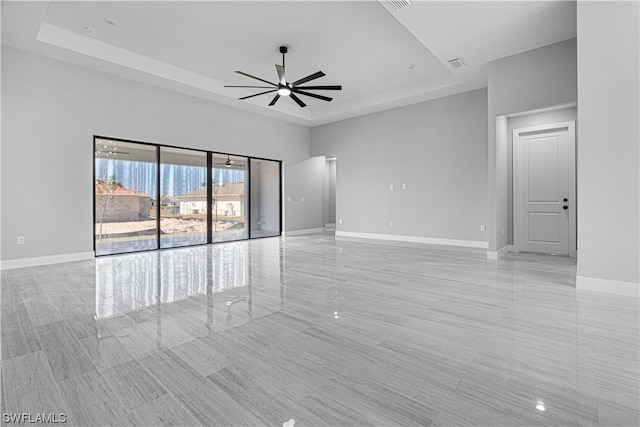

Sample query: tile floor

[1,234,638,426]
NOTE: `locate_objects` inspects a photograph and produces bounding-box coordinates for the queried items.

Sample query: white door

[514,122,576,256]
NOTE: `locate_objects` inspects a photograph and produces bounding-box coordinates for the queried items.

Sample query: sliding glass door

[249,158,281,238]
[160,147,208,248]
[94,139,158,256]
[212,153,248,243]
[94,137,281,256]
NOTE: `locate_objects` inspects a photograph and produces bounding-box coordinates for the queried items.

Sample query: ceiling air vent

[448,57,468,69]
[389,0,412,11]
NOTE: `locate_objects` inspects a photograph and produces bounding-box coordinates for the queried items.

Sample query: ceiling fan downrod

[280,45,287,69]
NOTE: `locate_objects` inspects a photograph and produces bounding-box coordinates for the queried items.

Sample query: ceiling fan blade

[294,85,342,91]
[225,85,275,88]
[275,65,286,85]
[289,93,307,108]
[292,89,333,102]
[269,94,281,106]
[291,71,325,87]
[239,89,277,100]
[235,71,276,86]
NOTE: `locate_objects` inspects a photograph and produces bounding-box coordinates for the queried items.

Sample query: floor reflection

[95,242,256,318]
[94,239,286,350]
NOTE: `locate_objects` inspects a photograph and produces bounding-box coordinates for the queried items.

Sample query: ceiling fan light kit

[225,46,342,108]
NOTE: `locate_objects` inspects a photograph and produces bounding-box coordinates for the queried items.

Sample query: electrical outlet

[402,183,407,190]
[389,184,394,190]
[300,197,305,202]
[338,219,342,224]
[480,224,486,231]
[17,236,26,245]
[389,220,394,227]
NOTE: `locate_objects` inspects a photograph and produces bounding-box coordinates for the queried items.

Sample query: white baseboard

[487,245,514,260]
[576,276,639,298]
[1,251,95,270]
[283,228,325,237]
[335,231,488,249]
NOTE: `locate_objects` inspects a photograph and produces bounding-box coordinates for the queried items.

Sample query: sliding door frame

[93,135,282,256]
[247,157,283,240]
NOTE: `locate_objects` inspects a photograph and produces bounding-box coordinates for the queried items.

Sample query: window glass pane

[249,158,281,238]
[95,137,279,255]
[94,139,157,255]
[160,147,208,248]
[212,153,248,242]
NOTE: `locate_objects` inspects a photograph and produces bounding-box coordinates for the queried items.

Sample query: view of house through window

[94,137,280,256]
[160,147,208,248]
[94,139,158,256]
[212,153,248,242]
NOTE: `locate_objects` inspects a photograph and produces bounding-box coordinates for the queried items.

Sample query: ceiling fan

[225,46,342,108]
[213,155,245,168]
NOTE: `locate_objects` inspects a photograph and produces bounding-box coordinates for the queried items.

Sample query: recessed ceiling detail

[1,1,577,126]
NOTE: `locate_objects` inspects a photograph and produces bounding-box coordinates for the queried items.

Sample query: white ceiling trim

[34,20,463,128]
[38,22,225,94]
[310,72,461,125]
[36,22,314,123]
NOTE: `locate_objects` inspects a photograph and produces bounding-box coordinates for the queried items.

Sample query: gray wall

[1,47,318,262]
[576,1,639,290]
[487,39,577,251]
[312,88,488,244]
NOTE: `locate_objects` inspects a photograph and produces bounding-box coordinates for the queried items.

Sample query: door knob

[563,206,568,210]
[563,198,568,202]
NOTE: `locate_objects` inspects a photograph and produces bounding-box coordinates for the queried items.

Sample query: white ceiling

[1,1,576,127]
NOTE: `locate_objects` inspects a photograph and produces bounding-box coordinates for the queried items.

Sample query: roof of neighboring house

[176,189,206,200]
[176,182,244,200]
[95,181,151,198]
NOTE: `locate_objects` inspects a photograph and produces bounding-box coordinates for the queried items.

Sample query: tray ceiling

[1,1,576,126]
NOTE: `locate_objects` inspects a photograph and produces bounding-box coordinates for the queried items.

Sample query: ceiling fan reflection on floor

[224,46,342,108]
[213,155,245,168]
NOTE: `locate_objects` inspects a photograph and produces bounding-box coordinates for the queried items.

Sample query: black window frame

[93,135,282,256]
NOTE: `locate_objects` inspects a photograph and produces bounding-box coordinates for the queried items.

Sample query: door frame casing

[512,121,576,257]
